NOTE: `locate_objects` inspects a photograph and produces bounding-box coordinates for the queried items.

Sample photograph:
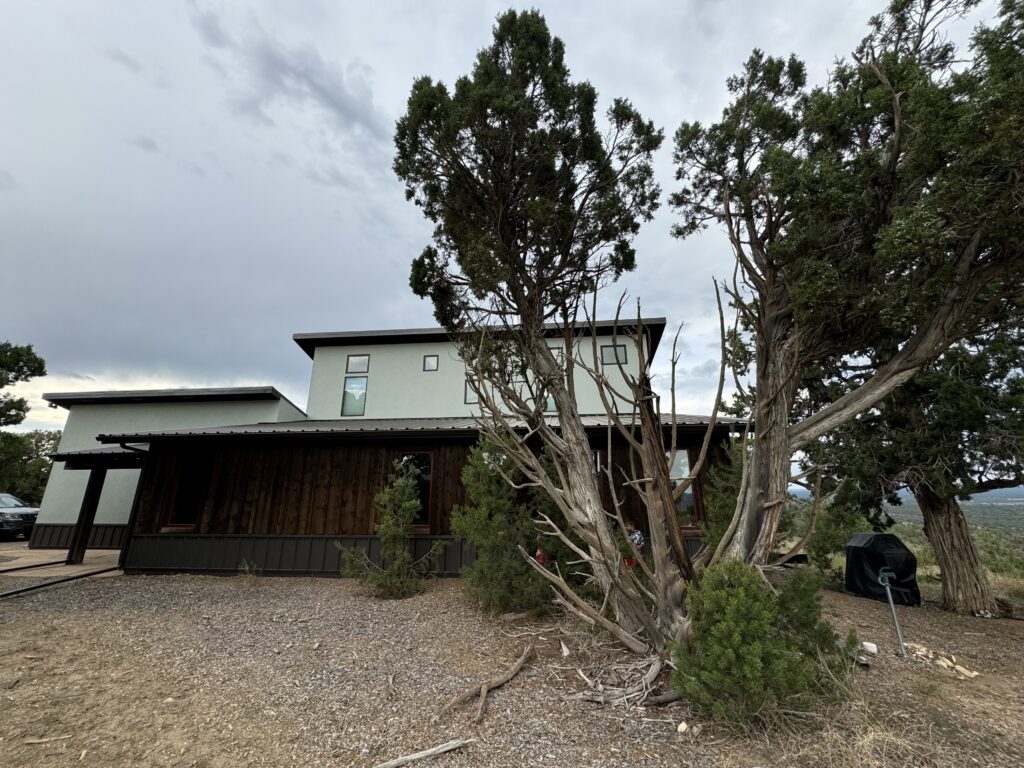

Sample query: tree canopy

[0,342,46,427]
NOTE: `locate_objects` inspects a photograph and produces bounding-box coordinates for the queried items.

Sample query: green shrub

[700,439,745,553]
[806,500,863,577]
[672,559,853,726]
[451,439,552,614]
[339,460,444,599]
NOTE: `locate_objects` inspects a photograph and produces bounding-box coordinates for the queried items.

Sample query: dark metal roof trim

[43,386,305,413]
[97,412,741,443]
[292,318,668,362]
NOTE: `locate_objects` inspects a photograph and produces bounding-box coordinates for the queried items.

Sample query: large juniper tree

[394,10,695,652]
[673,0,1024,564]
[816,319,1024,615]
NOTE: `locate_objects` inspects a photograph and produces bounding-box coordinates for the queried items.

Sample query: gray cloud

[0,170,19,190]
[192,9,386,143]
[128,135,160,153]
[102,46,144,74]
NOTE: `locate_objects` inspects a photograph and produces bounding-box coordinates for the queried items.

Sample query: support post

[66,467,107,565]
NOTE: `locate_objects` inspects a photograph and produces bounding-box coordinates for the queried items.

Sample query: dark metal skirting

[122,534,476,576]
[28,524,128,550]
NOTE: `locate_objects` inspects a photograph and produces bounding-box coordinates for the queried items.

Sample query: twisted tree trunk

[914,485,999,617]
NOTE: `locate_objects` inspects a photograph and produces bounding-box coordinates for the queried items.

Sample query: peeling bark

[914,485,1000,617]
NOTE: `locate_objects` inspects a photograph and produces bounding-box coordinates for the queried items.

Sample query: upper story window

[342,375,368,416]
[423,354,439,372]
[601,344,628,366]
[464,379,479,405]
[347,354,370,374]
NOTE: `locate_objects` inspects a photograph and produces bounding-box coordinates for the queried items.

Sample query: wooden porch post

[66,467,107,565]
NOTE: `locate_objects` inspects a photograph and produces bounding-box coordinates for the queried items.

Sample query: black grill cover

[844,533,921,606]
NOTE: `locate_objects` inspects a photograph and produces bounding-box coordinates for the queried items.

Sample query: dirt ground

[1,549,1022,768]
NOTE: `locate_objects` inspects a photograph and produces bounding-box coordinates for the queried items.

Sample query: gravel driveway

[0,574,712,768]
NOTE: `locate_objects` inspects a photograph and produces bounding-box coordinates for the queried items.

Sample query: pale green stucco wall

[304,335,647,420]
[38,399,298,526]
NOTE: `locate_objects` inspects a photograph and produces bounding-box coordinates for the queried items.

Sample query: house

[34,319,729,574]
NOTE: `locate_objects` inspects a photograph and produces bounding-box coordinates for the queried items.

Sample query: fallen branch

[571,656,665,704]
[641,690,681,706]
[372,739,475,768]
[433,645,534,723]
[24,736,73,745]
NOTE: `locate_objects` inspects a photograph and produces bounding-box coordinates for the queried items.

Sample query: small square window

[423,355,439,372]
[464,380,479,405]
[601,344,628,366]
[342,376,367,416]
[346,354,370,374]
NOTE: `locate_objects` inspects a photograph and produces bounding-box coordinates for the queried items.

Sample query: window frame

[393,450,434,531]
[423,354,439,372]
[464,379,479,405]
[346,354,370,374]
[601,344,628,366]
[341,375,368,417]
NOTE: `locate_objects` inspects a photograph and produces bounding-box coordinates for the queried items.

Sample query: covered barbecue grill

[844,532,921,606]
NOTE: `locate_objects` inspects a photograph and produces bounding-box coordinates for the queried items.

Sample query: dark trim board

[29,524,128,550]
[122,534,476,576]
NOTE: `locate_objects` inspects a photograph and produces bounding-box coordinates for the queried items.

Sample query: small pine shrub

[339,460,444,599]
[451,439,552,614]
[671,559,854,726]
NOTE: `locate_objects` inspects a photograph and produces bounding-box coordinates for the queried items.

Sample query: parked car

[0,493,38,540]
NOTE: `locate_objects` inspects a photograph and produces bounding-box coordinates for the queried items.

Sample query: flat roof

[43,386,304,413]
[97,412,741,443]
[292,318,667,361]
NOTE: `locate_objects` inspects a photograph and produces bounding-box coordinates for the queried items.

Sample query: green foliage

[806,499,867,577]
[0,342,46,427]
[451,439,551,614]
[339,461,443,599]
[672,559,853,726]
[0,429,60,505]
[394,9,663,332]
[699,439,745,554]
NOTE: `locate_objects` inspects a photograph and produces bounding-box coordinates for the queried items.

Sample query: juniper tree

[672,0,1024,564]
[394,10,693,652]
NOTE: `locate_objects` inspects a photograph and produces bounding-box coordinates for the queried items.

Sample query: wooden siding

[29,523,127,550]
[123,534,474,576]
[132,438,475,537]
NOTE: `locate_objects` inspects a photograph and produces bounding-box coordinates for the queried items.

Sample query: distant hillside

[790,485,1024,534]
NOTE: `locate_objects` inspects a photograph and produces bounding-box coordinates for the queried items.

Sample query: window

[601,344,628,366]
[397,452,432,527]
[163,457,210,531]
[668,450,696,524]
[464,379,479,404]
[423,354,439,372]
[342,376,368,416]
[346,354,370,373]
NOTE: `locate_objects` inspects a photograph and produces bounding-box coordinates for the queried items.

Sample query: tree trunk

[914,485,999,617]
[725,288,799,564]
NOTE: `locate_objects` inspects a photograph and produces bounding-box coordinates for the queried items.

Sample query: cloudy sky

[1,1,993,431]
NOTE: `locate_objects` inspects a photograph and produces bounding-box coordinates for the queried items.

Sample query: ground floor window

[396,452,432,528]
[668,449,696,525]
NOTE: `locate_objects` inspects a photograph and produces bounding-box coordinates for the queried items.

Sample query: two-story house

[35,319,730,574]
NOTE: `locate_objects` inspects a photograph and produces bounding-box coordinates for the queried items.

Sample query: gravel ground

[1,563,1021,768]
[0,574,717,768]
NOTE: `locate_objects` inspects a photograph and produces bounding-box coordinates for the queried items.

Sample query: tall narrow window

[601,344,628,366]
[397,452,432,528]
[347,354,370,373]
[668,450,696,524]
[464,379,479,404]
[342,376,367,416]
[423,354,439,371]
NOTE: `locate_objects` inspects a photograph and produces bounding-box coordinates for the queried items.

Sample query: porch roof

[96,413,742,443]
